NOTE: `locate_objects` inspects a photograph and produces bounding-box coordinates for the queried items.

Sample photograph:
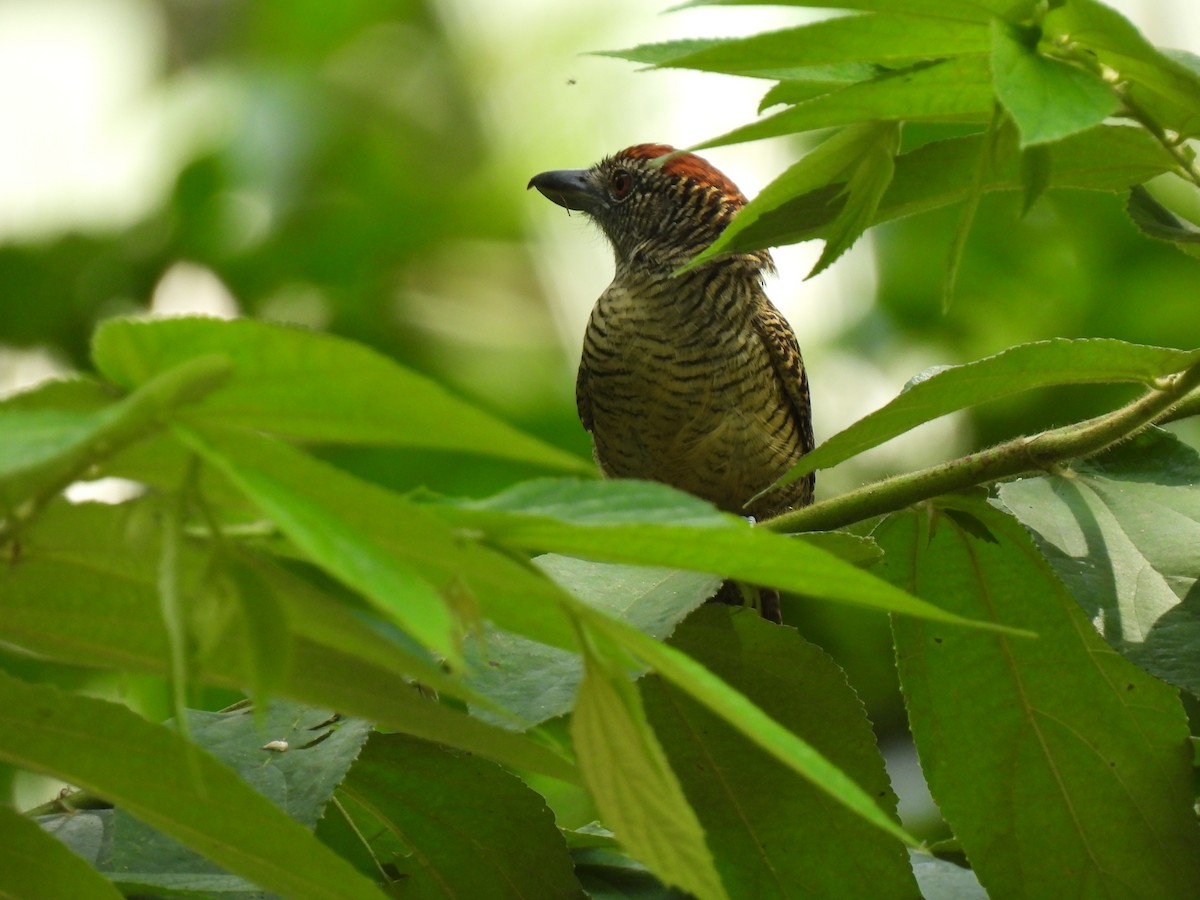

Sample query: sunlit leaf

[999,429,1200,695]
[990,21,1118,147]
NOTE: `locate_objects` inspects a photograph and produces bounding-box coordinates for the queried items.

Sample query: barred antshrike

[529,144,814,619]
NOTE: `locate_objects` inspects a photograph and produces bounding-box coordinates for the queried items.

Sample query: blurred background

[4,0,1200,835]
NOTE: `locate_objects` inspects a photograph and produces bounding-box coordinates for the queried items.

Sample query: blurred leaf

[1019,142,1053,214]
[0,355,229,513]
[990,21,1118,147]
[878,497,1200,897]
[695,56,994,151]
[641,606,918,899]
[335,733,585,898]
[572,625,728,900]
[765,338,1200,492]
[178,425,462,668]
[1,805,123,900]
[92,316,590,474]
[672,0,1036,19]
[435,478,1023,631]
[601,15,991,79]
[1125,184,1200,259]
[999,429,1200,696]
[0,671,386,900]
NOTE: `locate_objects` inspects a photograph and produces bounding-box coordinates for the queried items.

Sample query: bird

[528,144,814,619]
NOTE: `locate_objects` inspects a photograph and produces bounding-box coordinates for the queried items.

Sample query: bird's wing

[575,358,594,434]
[753,299,816,490]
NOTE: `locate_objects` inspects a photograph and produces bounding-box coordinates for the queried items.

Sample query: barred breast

[576,265,814,521]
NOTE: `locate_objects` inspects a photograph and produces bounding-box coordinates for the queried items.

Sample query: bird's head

[528,144,763,273]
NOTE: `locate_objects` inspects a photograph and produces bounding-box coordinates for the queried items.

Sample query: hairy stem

[767,358,1200,534]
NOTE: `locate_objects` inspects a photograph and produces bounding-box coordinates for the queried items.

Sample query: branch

[767,358,1200,534]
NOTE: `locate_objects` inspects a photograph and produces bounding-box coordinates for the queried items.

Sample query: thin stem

[767,358,1200,535]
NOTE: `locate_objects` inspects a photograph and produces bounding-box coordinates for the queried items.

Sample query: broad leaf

[991,21,1118,146]
[2,805,123,900]
[435,478,1024,632]
[695,56,994,152]
[332,733,585,898]
[0,672,387,900]
[601,15,991,80]
[466,555,721,726]
[879,497,1200,898]
[641,606,918,899]
[999,429,1200,696]
[577,605,916,848]
[92,316,590,473]
[710,124,1175,256]
[176,425,582,660]
[0,355,229,513]
[572,625,728,900]
[765,338,1200,492]
[673,0,1037,21]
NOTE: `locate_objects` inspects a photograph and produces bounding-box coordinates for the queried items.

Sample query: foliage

[4,0,1200,898]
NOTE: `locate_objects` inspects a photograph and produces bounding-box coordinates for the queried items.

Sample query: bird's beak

[527,169,603,213]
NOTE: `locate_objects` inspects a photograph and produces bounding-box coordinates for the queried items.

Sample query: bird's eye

[610,170,633,200]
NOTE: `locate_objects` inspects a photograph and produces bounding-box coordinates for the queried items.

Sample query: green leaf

[0,499,578,783]
[179,426,461,667]
[0,354,230,514]
[700,122,1166,256]
[641,606,918,898]
[600,15,991,80]
[710,123,1175,256]
[671,0,1037,21]
[1044,0,1200,139]
[97,702,372,892]
[990,21,1118,146]
[0,804,124,900]
[572,625,728,900]
[176,425,583,664]
[1125,184,1200,260]
[1019,142,1053,214]
[695,56,994,152]
[878,498,1200,898]
[578,606,917,848]
[435,478,1023,632]
[466,555,720,726]
[0,671,387,900]
[92,316,590,474]
[808,121,899,277]
[335,733,586,898]
[766,338,1200,491]
[908,851,987,899]
[999,429,1200,696]
[758,63,880,110]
